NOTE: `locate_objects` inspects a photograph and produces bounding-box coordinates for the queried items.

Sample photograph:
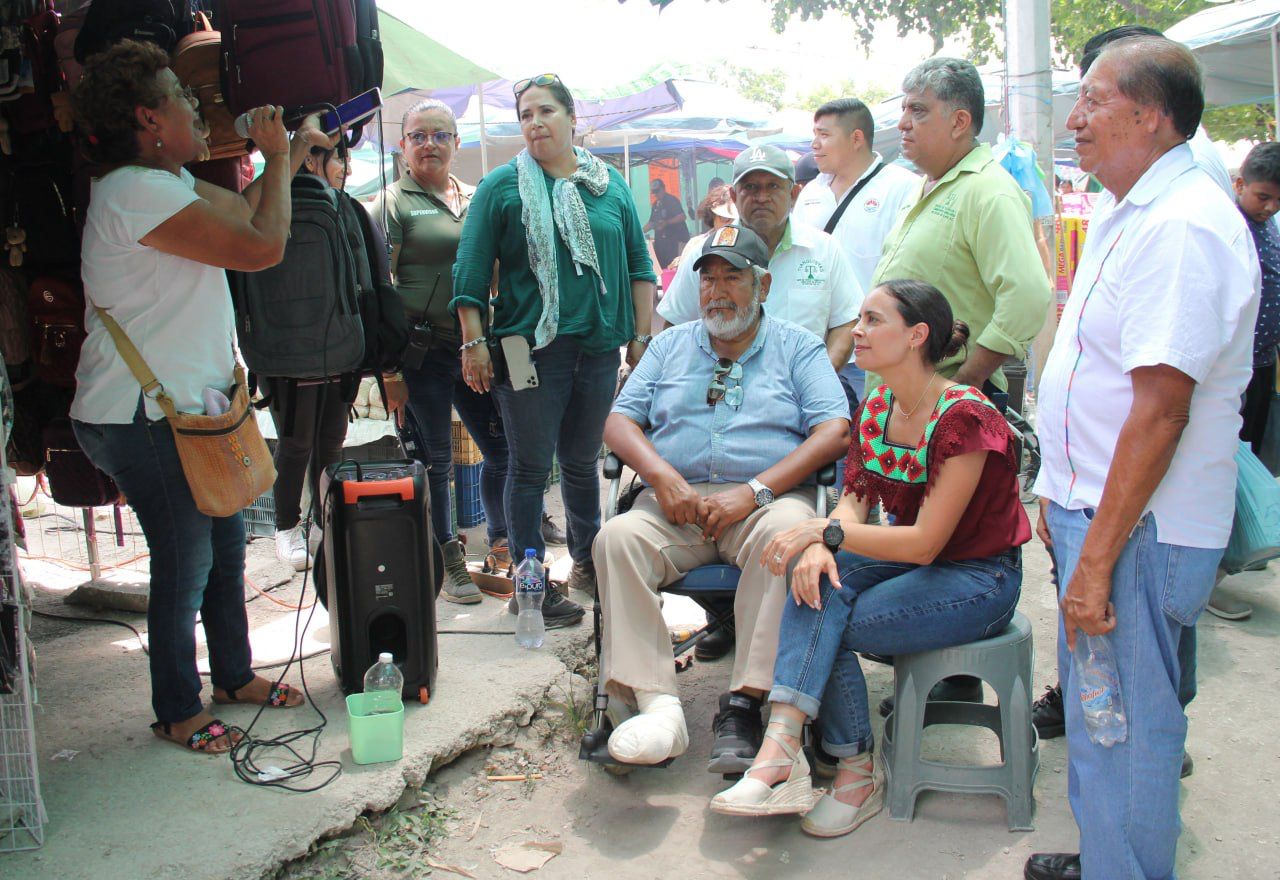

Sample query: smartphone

[317,88,383,136]
[501,336,540,391]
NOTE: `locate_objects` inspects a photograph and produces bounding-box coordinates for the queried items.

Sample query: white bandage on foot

[607,690,688,765]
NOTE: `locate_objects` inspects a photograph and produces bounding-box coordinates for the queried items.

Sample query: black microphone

[233,104,332,140]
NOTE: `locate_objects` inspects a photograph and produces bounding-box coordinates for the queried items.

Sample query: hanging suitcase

[320,458,439,703]
[213,0,359,116]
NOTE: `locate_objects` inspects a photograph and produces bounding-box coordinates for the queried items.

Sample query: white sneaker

[275,526,311,572]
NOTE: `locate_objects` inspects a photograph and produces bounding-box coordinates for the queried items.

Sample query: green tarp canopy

[378,9,498,94]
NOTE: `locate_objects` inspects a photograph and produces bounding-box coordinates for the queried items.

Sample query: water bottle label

[515,574,543,595]
[1080,683,1115,713]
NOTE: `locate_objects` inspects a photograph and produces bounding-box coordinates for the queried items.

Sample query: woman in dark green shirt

[452,74,656,626]
[373,99,510,605]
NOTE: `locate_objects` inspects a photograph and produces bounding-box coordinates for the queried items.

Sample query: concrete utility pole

[1005,0,1053,186]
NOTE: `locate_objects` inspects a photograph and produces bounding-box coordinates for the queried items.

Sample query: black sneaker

[707,692,762,774]
[879,675,983,718]
[506,588,584,629]
[1032,684,1066,740]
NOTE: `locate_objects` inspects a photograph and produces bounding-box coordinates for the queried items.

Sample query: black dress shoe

[1181,751,1194,778]
[879,675,983,718]
[694,622,734,660]
[1024,852,1081,880]
[1033,683,1066,739]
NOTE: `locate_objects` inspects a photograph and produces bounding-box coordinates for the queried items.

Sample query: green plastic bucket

[346,693,405,765]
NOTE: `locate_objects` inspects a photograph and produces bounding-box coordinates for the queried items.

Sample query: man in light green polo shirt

[871,57,1050,394]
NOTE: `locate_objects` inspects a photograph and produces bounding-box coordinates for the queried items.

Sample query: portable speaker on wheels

[320,459,439,704]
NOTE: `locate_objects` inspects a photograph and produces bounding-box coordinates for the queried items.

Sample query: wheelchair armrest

[816,462,837,486]
[603,451,623,480]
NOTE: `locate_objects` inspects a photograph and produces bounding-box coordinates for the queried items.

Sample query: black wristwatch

[822,518,844,554]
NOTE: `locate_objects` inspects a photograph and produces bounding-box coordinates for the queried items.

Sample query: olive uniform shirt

[370,172,474,348]
[870,143,1051,391]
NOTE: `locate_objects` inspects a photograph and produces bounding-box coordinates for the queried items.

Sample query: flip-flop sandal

[150,718,237,754]
[212,681,302,708]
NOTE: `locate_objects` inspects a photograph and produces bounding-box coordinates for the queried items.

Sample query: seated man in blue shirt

[594,225,851,771]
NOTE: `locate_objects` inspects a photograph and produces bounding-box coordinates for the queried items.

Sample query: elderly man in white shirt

[656,144,861,372]
[1025,37,1260,880]
[793,97,919,409]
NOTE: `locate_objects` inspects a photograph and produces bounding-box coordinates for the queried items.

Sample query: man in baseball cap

[732,143,796,185]
[594,214,850,776]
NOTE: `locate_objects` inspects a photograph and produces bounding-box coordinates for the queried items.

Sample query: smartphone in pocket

[501,336,540,391]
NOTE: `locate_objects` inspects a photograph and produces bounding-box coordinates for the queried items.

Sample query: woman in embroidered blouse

[450,74,656,623]
[710,278,1031,837]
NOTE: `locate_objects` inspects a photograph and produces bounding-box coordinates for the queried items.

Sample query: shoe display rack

[0,363,46,852]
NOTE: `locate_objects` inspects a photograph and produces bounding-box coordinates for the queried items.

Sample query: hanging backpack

[55,1,92,89]
[4,6,70,137]
[213,0,359,116]
[171,16,247,161]
[27,273,85,387]
[74,0,194,61]
[228,173,364,380]
[2,162,80,269]
[43,415,120,507]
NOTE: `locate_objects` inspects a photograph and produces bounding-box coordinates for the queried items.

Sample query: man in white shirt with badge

[657,144,861,372]
[1026,36,1259,880]
[794,98,918,411]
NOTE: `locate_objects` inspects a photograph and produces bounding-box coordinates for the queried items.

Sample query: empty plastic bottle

[514,548,545,649]
[362,652,403,715]
[1072,633,1128,747]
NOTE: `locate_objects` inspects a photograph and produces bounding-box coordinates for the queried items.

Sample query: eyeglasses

[513,73,561,98]
[172,85,197,107]
[406,130,456,147]
[706,357,744,408]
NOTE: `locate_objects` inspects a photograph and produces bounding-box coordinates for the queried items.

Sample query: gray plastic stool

[881,610,1038,831]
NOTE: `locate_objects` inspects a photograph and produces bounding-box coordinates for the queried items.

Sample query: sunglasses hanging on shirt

[707,357,744,408]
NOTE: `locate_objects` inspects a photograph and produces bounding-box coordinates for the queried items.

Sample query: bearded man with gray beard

[592,224,851,773]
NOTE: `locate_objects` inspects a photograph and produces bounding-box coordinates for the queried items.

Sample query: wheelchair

[578,452,838,775]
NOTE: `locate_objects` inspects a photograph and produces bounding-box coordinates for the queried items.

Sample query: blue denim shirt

[613,314,850,485]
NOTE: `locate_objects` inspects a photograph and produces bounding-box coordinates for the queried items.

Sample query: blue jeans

[73,398,252,724]
[402,345,509,544]
[770,547,1022,756]
[1046,502,1222,880]
[491,336,618,564]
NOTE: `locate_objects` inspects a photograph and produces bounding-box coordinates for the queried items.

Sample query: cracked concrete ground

[3,495,1278,880]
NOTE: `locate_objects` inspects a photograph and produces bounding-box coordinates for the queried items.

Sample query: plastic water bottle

[514,548,546,649]
[362,652,403,714]
[1072,633,1128,747]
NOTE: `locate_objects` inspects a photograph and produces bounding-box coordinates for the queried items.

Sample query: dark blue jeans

[402,345,509,544]
[73,397,252,724]
[771,547,1022,756]
[491,336,619,564]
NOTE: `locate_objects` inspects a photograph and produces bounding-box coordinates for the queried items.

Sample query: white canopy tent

[1166,0,1280,124]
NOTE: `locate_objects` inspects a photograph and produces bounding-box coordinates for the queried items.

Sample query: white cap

[379,652,394,663]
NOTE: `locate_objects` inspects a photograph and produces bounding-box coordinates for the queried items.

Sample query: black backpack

[344,191,408,374]
[228,174,365,380]
[75,0,196,61]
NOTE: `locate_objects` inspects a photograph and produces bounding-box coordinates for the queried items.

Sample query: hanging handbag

[94,306,275,518]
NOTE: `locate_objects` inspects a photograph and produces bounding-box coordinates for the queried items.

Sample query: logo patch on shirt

[409,208,441,217]
[930,193,958,221]
[795,259,827,287]
[863,198,880,213]
[712,226,740,248]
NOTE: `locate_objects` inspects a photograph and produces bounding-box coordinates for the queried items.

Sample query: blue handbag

[1222,440,1280,574]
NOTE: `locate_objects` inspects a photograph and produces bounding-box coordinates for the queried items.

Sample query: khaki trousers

[592,483,814,705]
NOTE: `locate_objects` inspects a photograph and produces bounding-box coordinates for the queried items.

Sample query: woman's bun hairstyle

[942,320,971,360]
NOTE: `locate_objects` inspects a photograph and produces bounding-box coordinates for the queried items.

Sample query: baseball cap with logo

[732,144,795,185]
[691,224,771,272]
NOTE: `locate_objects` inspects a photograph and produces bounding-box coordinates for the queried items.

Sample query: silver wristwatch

[747,478,775,508]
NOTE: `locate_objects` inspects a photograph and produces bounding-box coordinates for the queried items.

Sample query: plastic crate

[243,487,276,539]
[451,419,484,465]
[453,462,485,528]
